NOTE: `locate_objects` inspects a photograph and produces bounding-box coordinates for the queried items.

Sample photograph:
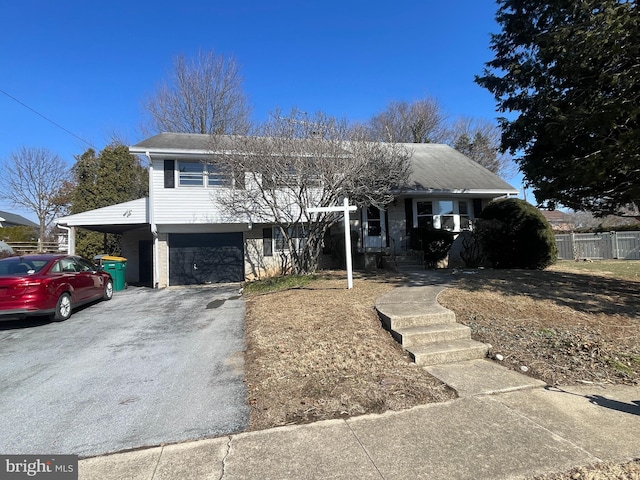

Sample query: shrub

[0,226,37,242]
[458,230,485,268]
[477,198,557,269]
[409,227,455,268]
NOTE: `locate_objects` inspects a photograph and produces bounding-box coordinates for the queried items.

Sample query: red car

[0,254,113,322]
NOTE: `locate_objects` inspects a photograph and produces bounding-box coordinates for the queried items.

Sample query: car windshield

[0,258,50,276]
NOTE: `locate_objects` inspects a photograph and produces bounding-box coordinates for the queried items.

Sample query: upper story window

[175,161,241,188]
[179,162,206,186]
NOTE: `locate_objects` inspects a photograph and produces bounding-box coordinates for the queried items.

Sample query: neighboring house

[539,209,575,232]
[55,133,517,288]
[0,210,38,229]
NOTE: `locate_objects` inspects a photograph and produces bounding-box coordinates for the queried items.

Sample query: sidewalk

[79,380,640,479]
[79,271,640,479]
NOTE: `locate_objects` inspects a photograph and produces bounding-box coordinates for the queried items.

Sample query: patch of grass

[537,327,557,338]
[551,259,640,281]
[242,274,316,295]
[608,358,633,376]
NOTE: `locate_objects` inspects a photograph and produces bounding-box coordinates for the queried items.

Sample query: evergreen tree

[71,144,148,258]
[476,0,640,214]
[453,131,500,175]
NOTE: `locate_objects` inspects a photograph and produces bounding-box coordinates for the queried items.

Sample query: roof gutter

[129,147,218,156]
[394,188,519,197]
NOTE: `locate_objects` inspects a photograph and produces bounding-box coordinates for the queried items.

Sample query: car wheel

[103,279,113,300]
[53,293,72,322]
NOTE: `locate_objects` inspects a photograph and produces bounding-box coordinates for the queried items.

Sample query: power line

[0,88,96,149]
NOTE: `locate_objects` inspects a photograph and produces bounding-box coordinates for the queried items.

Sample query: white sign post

[307,197,357,289]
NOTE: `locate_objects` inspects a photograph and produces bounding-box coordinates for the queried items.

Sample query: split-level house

[55,133,517,287]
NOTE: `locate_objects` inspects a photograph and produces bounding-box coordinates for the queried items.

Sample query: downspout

[56,224,75,254]
[146,151,159,289]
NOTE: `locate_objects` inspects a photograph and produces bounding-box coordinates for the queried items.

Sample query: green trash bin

[98,255,127,291]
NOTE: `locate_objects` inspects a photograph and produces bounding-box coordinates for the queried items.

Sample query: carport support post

[307,197,357,289]
[68,227,76,254]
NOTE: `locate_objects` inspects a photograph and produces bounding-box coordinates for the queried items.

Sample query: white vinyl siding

[55,198,148,227]
[152,159,249,224]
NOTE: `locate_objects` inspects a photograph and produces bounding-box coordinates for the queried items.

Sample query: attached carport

[55,198,154,287]
[55,198,247,288]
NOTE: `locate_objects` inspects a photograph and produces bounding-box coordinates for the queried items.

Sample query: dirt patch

[243,272,456,431]
[438,267,640,386]
[530,459,640,480]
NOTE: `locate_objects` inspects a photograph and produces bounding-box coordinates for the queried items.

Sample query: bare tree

[210,109,412,274]
[569,208,640,231]
[367,97,447,143]
[143,50,251,135]
[446,117,514,177]
[0,147,70,249]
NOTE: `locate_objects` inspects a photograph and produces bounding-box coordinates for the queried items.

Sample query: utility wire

[0,88,96,149]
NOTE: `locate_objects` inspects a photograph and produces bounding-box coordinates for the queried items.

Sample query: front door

[139,240,153,287]
[363,206,386,250]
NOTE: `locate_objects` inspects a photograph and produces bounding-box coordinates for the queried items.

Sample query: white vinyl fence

[555,231,640,260]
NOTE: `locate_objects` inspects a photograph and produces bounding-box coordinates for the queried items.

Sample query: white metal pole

[307,198,356,290]
[344,197,353,289]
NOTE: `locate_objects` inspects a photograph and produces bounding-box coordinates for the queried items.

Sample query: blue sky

[1,0,523,221]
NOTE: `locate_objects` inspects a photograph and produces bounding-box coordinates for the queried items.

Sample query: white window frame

[177,161,234,188]
[273,225,307,252]
[178,161,205,187]
[413,199,472,232]
[416,200,434,229]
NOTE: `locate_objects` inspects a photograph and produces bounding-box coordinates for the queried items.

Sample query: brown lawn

[242,261,640,479]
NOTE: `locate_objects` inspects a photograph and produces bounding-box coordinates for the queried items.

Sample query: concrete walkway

[78,271,640,479]
[79,382,640,479]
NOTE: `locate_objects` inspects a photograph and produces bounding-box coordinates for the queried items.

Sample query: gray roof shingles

[131,133,517,194]
[406,143,516,192]
[0,210,38,228]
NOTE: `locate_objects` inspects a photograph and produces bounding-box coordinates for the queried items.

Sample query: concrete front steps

[381,252,424,273]
[376,285,489,367]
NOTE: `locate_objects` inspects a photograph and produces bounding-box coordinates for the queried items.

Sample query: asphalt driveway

[0,285,248,457]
